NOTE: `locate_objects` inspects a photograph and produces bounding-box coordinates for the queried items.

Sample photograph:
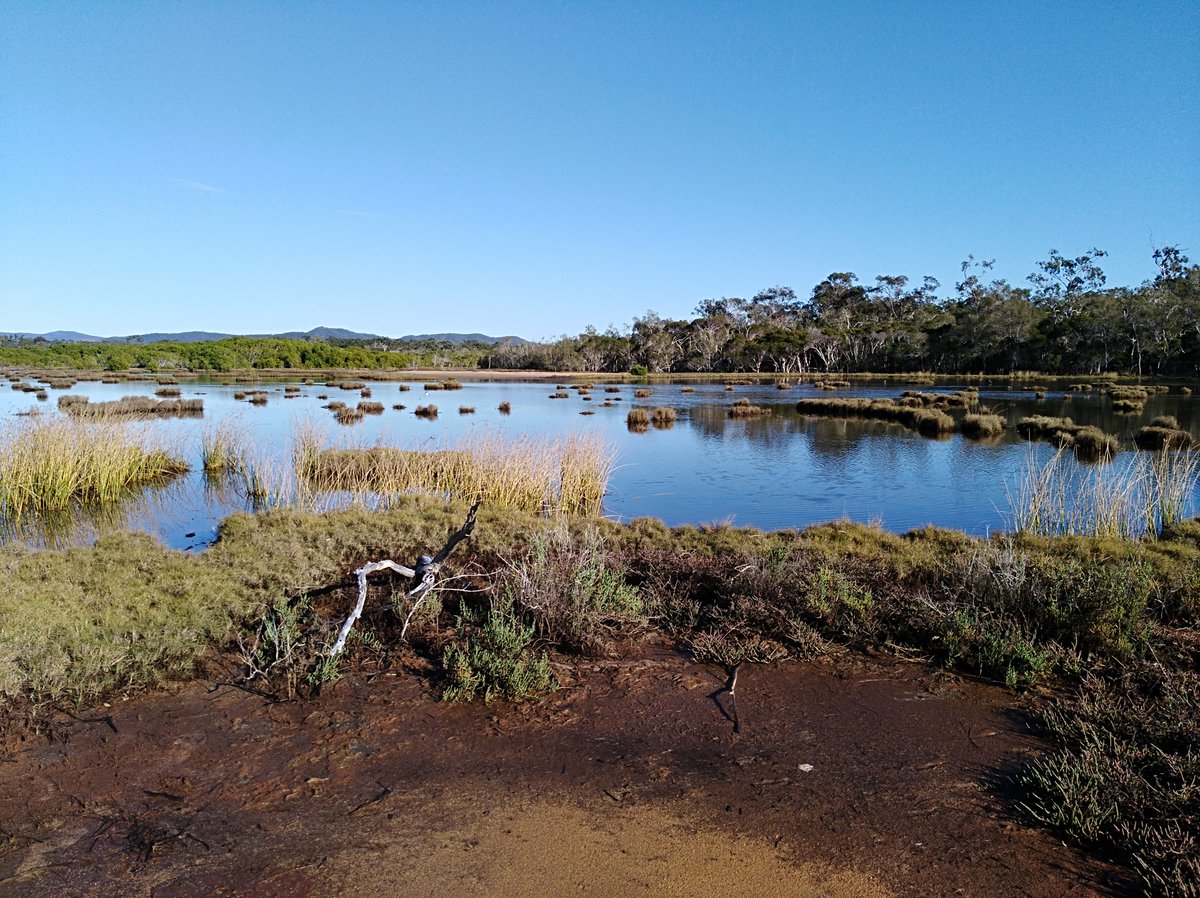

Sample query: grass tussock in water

[59,395,204,419]
[728,398,772,419]
[1134,416,1195,451]
[1016,416,1119,462]
[0,418,189,519]
[304,433,613,518]
[961,413,1006,439]
[794,397,951,435]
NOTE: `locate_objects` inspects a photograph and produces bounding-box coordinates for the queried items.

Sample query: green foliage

[1017,667,1200,896]
[441,601,555,703]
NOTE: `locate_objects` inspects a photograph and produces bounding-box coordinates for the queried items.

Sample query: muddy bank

[0,653,1126,897]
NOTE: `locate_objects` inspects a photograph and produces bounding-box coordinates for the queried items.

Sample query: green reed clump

[0,418,189,519]
[961,413,1006,439]
[200,421,248,474]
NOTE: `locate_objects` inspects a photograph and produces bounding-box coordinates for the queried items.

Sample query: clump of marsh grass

[459,406,475,414]
[651,407,676,428]
[498,401,511,414]
[634,388,652,398]
[626,408,650,431]
[415,404,439,418]
[200,420,249,475]
[335,406,364,425]
[360,387,372,398]
[1010,447,1199,539]
[441,380,463,390]
[729,398,771,419]
[1017,416,1118,462]
[59,395,205,419]
[604,386,621,393]
[794,396,951,435]
[961,413,1006,439]
[549,391,569,399]
[0,418,189,519]
[393,403,406,411]
[154,387,181,398]
[301,432,613,517]
[1134,416,1195,451]
[357,401,385,415]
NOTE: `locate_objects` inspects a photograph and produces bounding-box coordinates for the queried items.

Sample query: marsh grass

[634,388,652,398]
[415,404,439,418]
[729,399,771,419]
[794,397,951,435]
[498,401,511,414]
[651,407,676,428]
[961,413,1006,439]
[1010,447,1199,539]
[1017,416,1119,462]
[60,396,205,419]
[200,420,249,474]
[303,432,612,517]
[0,418,189,520]
[357,401,385,415]
[459,406,475,414]
[1134,416,1194,451]
[626,408,650,430]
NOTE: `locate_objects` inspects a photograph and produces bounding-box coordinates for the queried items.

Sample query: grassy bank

[1,497,1197,892]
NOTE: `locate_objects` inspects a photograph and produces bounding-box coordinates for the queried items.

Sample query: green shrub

[442,601,555,702]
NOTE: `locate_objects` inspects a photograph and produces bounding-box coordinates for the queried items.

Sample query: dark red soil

[0,651,1130,897]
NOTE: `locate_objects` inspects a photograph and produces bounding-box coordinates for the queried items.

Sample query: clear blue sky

[2,1,1196,340]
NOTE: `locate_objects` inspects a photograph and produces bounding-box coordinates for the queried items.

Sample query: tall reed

[301,432,614,516]
[0,418,188,519]
[1010,447,1199,539]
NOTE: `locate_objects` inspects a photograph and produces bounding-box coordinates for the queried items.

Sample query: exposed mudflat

[0,652,1128,897]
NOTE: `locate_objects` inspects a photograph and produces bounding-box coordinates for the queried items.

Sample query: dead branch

[328,502,480,658]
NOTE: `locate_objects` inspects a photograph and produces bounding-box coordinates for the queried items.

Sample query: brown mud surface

[0,653,1129,897]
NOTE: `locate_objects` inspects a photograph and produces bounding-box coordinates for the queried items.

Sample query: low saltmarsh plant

[1016,666,1200,896]
[497,526,644,656]
[442,599,555,702]
[0,417,189,519]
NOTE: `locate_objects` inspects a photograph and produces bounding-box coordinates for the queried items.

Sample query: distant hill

[5,327,527,346]
[400,333,529,345]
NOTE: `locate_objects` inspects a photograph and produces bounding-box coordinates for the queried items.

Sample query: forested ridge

[496,246,1200,376]
[4,246,1197,376]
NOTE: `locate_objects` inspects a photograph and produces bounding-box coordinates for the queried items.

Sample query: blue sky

[2,1,1196,341]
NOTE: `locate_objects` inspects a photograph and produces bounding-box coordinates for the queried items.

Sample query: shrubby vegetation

[0,334,488,372]
[0,497,1197,891]
[493,246,1200,377]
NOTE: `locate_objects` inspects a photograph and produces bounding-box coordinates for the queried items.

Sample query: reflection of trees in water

[688,404,795,449]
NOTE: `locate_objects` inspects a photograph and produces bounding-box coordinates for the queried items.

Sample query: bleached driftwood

[328,502,479,658]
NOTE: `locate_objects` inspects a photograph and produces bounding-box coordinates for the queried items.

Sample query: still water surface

[3,377,1197,549]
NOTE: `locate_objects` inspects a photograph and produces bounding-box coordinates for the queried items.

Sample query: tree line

[491,246,1200,376]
